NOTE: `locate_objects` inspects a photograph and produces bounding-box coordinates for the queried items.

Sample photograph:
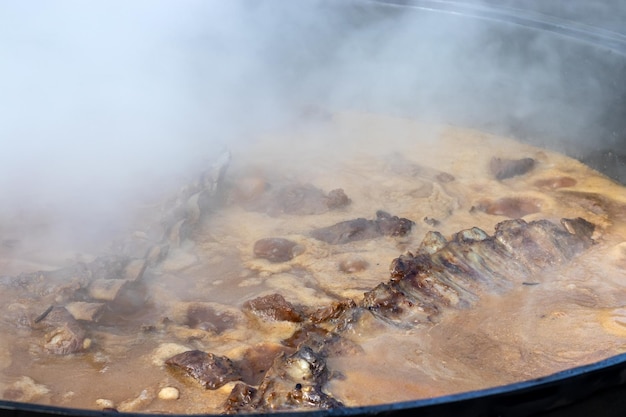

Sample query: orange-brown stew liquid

[2,112,626,413]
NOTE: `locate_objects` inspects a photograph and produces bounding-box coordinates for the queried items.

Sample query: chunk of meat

[362,282,439,328]
[243,294,303,322]
[245,184,351,216]
[224,383,258,414]
[281,325,329,349]
[275,184,329,215]
[44,326,86,355]
[166,350,241,389]
[227,346,342,412]
[65,302,105,323]
[224,217,595,411]
[325,188,351,210]
[253,238,300,263]
[364,217,594,327]
[308,299,357,324]
[494,218,594,268]
[311,211,414,244]
[474,197,542,218]
[490,157,536,180]
[237,344,293,386]
[281,325,363,357]
[37,307,86,355]
[183,303,237,334]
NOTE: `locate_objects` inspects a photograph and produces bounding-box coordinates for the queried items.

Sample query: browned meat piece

[494,218,594,269]
[319,333,363,357]
[490,157,536,180]
[253,238,300,262]
[237,344,293,386]
[281,325,362,357]
[182,303,237,333]
[311,211,414,244]
[243,294,303,322]
[416,231,447,255]
[7,255,144,306]
[311,218,375,244]
[423,216,441,226]
[246,184,351,216]
[325,188,351,210]
[65,302,105,322]
[166,350,241,389]
[558,190,611,217]
[561,217,595,240]
[44,325,86,355]
[226,216,594,411]
[275,184,326,214]
[308,299,357,324]
[36,307,86,355]
[228,346,342,412]
[376,210,415,236]
[362,282,439,328]
[363,217,594,327]
[281,325,328,349]
[224,383,258,414]
[274,185,350,215]
[1,254,148,357]
[474,197,542,218]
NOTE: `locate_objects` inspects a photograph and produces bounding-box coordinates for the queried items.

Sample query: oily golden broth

[1,112,626,413]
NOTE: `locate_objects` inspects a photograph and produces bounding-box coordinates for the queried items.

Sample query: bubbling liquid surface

[1,112,626,413]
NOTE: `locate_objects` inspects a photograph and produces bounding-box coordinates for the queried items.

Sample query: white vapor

[0,0,617,246]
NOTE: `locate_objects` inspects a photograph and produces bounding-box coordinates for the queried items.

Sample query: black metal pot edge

[365,0,626,55]
[2,352,626,417]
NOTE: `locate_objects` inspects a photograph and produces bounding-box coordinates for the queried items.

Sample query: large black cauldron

[1,1,625,416]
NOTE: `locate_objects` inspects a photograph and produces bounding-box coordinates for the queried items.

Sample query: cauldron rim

[1,352,626,416]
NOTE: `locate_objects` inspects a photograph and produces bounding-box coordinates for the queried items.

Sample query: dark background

[465,0,626,35]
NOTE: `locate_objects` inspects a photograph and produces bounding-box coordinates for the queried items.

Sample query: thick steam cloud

[0,0,614,247]
[0,1,294,242]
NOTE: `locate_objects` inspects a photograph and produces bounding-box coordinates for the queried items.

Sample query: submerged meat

[37,307,86,355]
[0,124,612,415]
[166,350,241,389]
[474,197,542,218]
[243,294,304,322]
[490,157,536,180]
[237,344,293,386]
[281,324,363,357]
[224,347,342,413]
[364,217,594,327]
[311,210,414,244]
[243,184,351,216]
[223,217,595,411]
[253,238,301,263]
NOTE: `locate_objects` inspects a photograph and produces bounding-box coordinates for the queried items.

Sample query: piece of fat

[65,301,106,322]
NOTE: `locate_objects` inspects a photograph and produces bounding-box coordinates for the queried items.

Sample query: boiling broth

[1,112,626,413]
